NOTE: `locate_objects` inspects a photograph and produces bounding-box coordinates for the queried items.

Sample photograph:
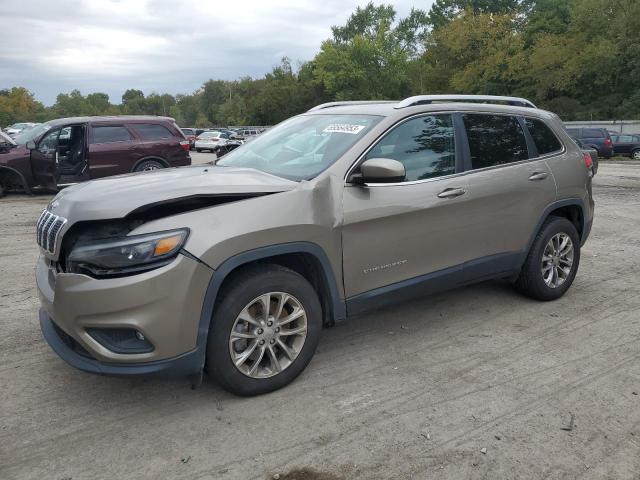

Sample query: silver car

[36,95,594,395]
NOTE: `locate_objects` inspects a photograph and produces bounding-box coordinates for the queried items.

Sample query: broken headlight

[66,229,189,277]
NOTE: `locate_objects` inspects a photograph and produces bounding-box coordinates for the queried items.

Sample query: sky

[1,0,432,105]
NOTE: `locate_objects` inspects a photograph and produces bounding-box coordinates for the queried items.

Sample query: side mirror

[352,158,406,184]
[26,140,36,150]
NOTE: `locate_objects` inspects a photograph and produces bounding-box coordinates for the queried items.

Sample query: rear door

[88,123,139,178]
[30,127,61,190]
[458,113,557,276]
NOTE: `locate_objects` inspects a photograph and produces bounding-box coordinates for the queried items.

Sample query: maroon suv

[0,116,191,195]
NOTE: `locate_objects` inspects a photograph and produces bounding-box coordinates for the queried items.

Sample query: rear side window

[365,114,456,181]
[132,123,174,140]
[463,114,528,169]
[91,125,133,144]
[524,118,562,155]
[583,129,604,138]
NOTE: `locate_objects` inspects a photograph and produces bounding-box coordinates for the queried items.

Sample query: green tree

[0,87,46,126]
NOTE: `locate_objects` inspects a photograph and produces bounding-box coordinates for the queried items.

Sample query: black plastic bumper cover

[39,309,201,377]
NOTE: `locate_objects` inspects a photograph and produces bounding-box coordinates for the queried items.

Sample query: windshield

[12,123,51,145]
[217,114,381,181]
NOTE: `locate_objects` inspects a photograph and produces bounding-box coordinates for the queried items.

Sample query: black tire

[515,216,581,301]
[133,159,165,172]
[196,148,202,153]
[632,149,640,161]
[206,264,322,396]
[0,183,4,198]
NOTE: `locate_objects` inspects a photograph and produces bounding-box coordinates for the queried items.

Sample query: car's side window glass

[37,129,60,154]
[619,135,633,142]
[524,118,562,155]
[365,114,456,181]
[583,129,604,138]
[132,123,173,140]
[463,114,528,169]
[91,126,133,144]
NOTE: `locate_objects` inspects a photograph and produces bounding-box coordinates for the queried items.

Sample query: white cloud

[0,0,432,104]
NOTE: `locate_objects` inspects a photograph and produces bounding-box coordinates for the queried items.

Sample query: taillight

[583,152,593,170]
[604,138,612,146]
[180,140,190,151]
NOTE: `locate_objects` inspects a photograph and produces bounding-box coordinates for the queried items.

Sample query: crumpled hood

[48,165,298,223]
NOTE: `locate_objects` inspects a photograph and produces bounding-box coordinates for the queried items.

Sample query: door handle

[437,187,466,199]
[528,172,548,181]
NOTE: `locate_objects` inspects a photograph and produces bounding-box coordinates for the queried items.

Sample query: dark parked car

[0,116,191,195]
[610,133,640,160]
[565,127,613,158]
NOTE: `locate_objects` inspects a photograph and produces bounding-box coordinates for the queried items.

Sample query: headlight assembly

[67,229,189,278]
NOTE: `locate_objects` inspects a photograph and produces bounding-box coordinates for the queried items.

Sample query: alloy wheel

[229,292,308,378]
[541,233,574,288]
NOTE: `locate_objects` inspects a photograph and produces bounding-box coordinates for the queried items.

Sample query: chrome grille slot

[36,209,67,255]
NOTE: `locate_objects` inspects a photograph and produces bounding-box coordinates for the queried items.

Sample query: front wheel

[515,217,581,301]
[206,264,322,396]
[133,159,165,172]
[632,149,640,160]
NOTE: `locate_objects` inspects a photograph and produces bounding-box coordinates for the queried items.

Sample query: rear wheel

[133,159,165,172]
[196,148,202,153]
[515,217,581,301]
[206,264,322,396]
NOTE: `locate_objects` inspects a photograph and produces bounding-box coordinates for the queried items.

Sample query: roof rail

[307,100,397,112]
[395,95,537,109]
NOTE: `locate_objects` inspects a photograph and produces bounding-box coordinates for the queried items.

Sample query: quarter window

[365,114,456,181]
[91,126,133,144]
[524,118,562,155]
[132,123,174,140]
[463,114,528,169]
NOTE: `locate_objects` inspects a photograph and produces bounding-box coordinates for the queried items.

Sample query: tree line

[1,0,638,128]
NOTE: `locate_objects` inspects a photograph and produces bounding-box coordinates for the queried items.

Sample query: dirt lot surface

[1,162,639,480]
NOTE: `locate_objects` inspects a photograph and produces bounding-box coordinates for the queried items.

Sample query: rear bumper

[40,309,202,376]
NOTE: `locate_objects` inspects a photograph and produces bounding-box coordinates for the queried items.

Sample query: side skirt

[346,252,523,317]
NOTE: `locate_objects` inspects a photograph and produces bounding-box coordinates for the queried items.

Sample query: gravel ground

[0,161,639,480]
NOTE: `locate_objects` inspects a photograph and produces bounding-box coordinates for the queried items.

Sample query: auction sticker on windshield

[323,124,366,135]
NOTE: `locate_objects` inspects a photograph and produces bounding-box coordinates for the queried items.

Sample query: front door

[30,127,61,190]
[342,113,475,302]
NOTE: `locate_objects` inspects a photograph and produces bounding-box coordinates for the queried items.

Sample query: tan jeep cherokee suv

[36,95,595,396]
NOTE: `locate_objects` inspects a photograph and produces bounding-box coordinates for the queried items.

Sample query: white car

[194,131,231,152]
[4,122,39,137]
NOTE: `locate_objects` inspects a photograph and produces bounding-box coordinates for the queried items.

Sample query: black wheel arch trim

[525,198,589,255]
[131,156,169,172]
[0,165,32,194]
[194,242,346,372]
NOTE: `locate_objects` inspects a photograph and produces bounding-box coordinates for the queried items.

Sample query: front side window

[218,114,381,181]
[91,126,133,144]
[525,118,562,155]
[463,114,528,169]
[365,114,456,181]
[132,123,173,140]
[37,129,61,154]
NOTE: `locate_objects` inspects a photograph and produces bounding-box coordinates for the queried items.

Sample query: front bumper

[40,309,202,376]
[36,253,213,374]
